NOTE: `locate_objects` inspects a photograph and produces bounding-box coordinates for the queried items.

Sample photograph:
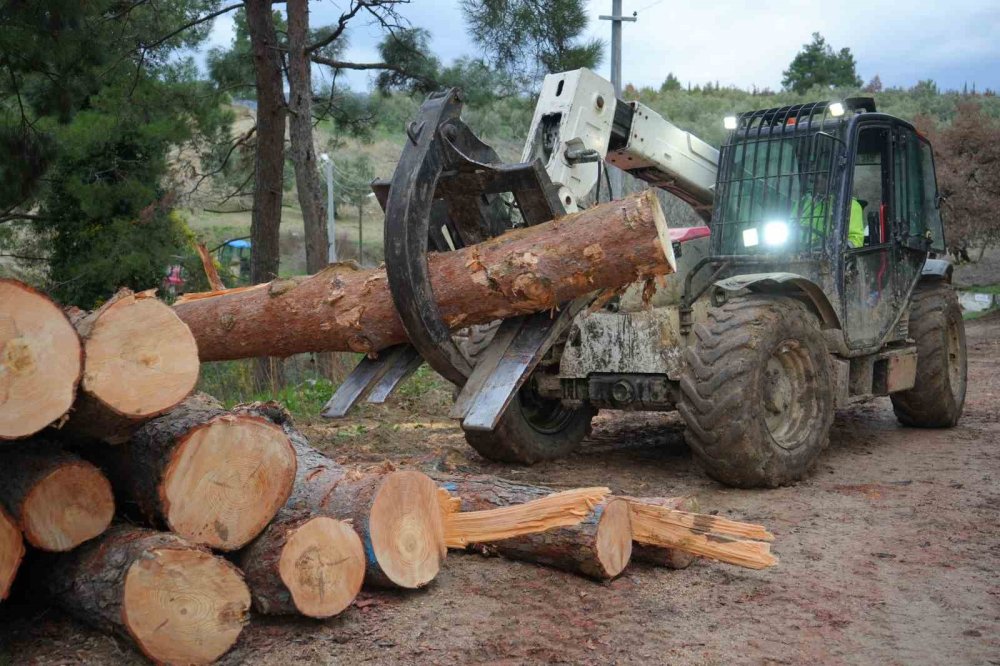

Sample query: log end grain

[369,471,446,589]
[594,498,632,579]
[21,460,114,552]
[81,291,199,419]
[0,279,81,439]
[122,546,250,665]
[278,517,365,618]
[162,415,296,551]
[0,505,23,600]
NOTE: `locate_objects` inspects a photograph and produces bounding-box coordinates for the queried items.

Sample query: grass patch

[963,307,998,321]
[962,284,1000,295]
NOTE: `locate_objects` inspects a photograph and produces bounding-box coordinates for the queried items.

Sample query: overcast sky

[205,0,1000,93]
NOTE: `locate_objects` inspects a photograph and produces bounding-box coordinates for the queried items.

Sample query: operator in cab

[794,172,866,247]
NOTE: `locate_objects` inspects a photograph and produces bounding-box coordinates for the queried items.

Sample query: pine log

[47,525,250,665]
[0,505,23,601]
[0,445,114,551]
[626,499,777,570]
[436,475,632,580]
[625,496,699,569]
[237,402,445,590]
[64,289,200,444]
[0,279,82,440]
[236,409,365,616]
[174,190,675,360]
[90,394,297,551]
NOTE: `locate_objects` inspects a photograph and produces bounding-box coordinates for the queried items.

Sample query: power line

[634,0,667,13]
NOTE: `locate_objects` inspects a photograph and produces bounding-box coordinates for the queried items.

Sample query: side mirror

[935,194,947,210]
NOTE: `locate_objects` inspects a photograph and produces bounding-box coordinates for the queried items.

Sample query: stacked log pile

[0,196,780,665]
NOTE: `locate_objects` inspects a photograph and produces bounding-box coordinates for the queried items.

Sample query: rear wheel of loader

[891,282,967,427]
[463,383,595,464]
[678,295,834,488]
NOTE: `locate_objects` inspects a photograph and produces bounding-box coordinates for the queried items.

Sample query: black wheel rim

[519,383,577,435]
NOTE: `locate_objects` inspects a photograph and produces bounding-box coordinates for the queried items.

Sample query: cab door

[842,122,897,349]
[891,126,943,296]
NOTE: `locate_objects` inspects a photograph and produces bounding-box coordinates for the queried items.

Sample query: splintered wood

[626,500,777,570]
[437,476,778,575]
[443,486,612,548]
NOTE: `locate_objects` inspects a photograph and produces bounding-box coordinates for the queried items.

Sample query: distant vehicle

[214,238,252,285]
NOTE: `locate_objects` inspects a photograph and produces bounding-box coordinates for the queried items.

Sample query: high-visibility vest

[794,196,865,247]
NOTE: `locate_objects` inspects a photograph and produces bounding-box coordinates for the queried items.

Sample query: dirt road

[2,313,998,665]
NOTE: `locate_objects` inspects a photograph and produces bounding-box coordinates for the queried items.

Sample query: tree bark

[235,408,364,616]
[63,289,200,444]
[0,444,114,551]
[245,0,287,391]
[175,189,674,360]
[236,402,445,589]
[0,504,23,601]
[0,279,81,440]
[435,475,632,580]
[87,394,297,551]
[46,525,250,665]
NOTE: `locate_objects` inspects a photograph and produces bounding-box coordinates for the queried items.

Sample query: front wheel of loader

[463,384,595,464]
[677,295,835,488]
[891,282,967,427]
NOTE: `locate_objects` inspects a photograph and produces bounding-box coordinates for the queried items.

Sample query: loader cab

[710,99,946,352]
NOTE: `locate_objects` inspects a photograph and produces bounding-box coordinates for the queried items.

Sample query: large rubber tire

[891,282,967,427]
[678,295,835,488]
[463,387,595,464]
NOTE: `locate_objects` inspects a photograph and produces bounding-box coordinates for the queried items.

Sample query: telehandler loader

[325,68,967,488]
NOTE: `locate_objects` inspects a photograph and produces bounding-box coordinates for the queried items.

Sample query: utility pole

[599,1,636,200]
[319,153,336,262]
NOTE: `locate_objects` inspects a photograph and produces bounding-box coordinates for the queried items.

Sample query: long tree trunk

[286,0,339,380]
[245,0,287,391]
[46,526,250,665]
[63,289,200,444]
[0,444,114,551]
[88,394,297,551]
[286,0,327,273]
[236,402,445,590]
[436,475,632,580]
[0,279,81,440]
[175,190,674,360]
[0,505,24,601]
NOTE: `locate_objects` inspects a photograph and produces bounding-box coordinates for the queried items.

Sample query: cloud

[199,0,998,93]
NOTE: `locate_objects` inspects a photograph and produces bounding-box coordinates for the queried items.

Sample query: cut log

[236,411,365,616]
[624,496,699,569]
[0,445,114,551]
[436,475,632,580]
[0,505,23,601]
[627,500,777,570]
[47,525,250,665]
[0,279,81,440]
[311,467,444,589]
[175,189,675,360]
[64,289,200,444]
[91,395,297,551]
[236,402,445,590]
